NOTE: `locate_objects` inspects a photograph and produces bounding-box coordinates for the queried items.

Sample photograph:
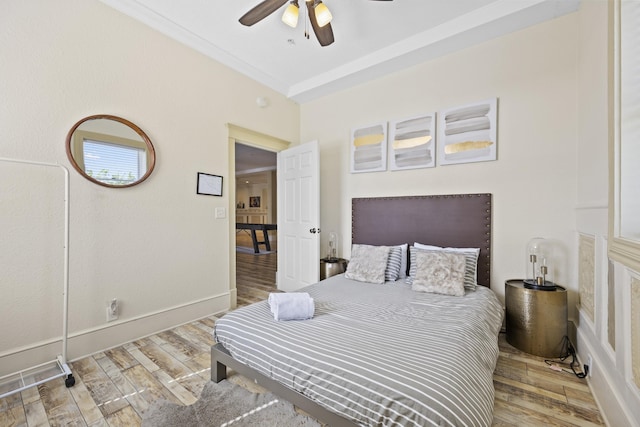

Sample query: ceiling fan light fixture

[282,1,299,28]
[314,1,332,27]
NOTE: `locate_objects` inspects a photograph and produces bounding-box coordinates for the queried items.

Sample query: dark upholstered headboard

[352,194,492,288]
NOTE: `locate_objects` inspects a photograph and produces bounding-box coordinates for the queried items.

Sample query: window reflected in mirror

[66,115,155,188]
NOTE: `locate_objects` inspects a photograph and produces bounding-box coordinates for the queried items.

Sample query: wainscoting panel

[579,234,596,322]
[574,205,640,426]
[608,259,616,349]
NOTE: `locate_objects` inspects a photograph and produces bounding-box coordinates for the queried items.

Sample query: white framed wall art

[388,113,436,171]
[350,122,387,173]
[437,98,498,166]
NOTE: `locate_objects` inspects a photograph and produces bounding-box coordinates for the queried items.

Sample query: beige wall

[235,171,275,224]
[302,13,579,310]
[0,0,299,374]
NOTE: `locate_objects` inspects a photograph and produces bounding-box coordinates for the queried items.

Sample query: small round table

[320,258,348,280]
[505,279,568,358]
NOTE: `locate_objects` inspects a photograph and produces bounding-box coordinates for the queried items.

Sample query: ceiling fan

[239,0,393,47]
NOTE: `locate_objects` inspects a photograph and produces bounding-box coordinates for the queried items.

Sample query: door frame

[226,124,290,308]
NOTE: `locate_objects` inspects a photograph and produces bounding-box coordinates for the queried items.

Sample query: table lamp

[523,237,559,290]
[325,231,338,261]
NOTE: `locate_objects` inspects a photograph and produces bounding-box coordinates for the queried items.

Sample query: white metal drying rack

[0,157,75,399]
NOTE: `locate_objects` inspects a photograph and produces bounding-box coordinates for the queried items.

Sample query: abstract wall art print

[350,122,387,173]
[388,113,436,171]
[437,98,498,166]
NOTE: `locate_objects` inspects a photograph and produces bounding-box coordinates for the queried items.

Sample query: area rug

[141,379,320,427]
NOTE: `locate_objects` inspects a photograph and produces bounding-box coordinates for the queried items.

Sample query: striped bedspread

[214,275,504,427]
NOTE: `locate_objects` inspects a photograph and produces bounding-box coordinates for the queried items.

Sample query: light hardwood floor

[0,234,605,426]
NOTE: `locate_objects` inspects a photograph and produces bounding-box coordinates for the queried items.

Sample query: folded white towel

[268,292,315,321]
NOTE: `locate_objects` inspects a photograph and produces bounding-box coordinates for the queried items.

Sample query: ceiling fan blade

[239,0,288,26]
[307,4,334,47]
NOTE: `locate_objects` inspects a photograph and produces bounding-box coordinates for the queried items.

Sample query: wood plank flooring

[235,232,279,307]
[0,233,605,426]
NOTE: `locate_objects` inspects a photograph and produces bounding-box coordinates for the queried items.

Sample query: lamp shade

[314,1,332,27]
[326,231,338,260]
[524,237,556,289]
[282,2,299,28]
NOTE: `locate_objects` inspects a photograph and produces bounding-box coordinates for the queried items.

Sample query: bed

[212,194,503,426]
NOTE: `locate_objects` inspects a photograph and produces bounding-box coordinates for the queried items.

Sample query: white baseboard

[576,322,638,427]
[0,293,229,378]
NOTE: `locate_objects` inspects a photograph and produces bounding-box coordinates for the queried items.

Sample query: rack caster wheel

[65,374,75,388]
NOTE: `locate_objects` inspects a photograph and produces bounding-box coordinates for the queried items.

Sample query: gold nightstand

[505,279,568,358]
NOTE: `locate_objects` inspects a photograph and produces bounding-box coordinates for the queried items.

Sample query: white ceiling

[99,0,579,104]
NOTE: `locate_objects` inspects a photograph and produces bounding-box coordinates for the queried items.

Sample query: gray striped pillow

[384,246,403,282]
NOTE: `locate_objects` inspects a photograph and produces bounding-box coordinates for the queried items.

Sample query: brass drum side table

[505,279,568,358]
[320,258,348,280]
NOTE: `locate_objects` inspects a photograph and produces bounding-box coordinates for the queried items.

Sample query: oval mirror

[66,115,156,188]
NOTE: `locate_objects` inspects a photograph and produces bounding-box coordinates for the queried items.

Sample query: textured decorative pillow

[385,245,403,282]
[412,243,480,290]
[345,244,390,284]
[412,251,466,297]
[406,247,428,285]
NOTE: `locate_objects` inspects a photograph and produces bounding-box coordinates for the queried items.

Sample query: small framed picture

[197,172,223,196]
[249,196,261,208]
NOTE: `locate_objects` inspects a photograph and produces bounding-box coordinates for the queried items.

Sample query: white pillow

[345,244,390,284]
[412,251,466,296]
[410,243,480,290]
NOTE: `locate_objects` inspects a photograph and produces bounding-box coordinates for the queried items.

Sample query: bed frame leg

[212,361,227,382]
[211,346,227,383]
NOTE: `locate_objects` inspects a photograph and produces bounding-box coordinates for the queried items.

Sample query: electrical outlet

[106,298,118,322]
[587,354,593,377]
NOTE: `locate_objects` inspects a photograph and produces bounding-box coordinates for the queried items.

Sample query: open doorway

[235,142,277,252]
[226,124,290,308]
[234,143,278,306]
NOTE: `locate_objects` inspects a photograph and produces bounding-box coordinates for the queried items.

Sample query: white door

[277,140,320,292]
